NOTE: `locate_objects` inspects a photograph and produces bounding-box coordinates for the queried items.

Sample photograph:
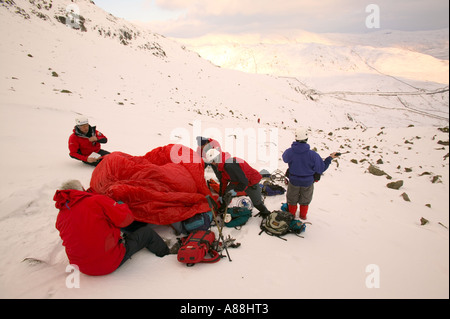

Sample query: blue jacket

[282,142,332,187]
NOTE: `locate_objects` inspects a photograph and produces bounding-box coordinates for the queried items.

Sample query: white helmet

[75,116,89,126]
[204,148,221,164]
[295,127,309,141]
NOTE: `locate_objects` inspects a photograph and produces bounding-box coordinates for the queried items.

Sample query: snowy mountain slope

[176,29,449,125]
[176,29,449,84]
[0,0,448,299]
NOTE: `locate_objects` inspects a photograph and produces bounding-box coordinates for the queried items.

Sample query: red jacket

[69,126,107,162]
[216,152,262,194]
[54,189,134,276]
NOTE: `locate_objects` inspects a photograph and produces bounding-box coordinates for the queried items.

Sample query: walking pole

[206,195,232,262]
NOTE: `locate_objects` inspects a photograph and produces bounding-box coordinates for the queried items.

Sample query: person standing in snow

[204,149,271,218]
[54,180,170,276]
[68,116,110,166]
[282,127,340,220]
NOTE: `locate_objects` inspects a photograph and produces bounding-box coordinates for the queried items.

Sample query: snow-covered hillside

[0,0,448,299]
[177,29,449,86]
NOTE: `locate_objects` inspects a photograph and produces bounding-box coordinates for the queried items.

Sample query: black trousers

[82,149,111,167]
[119,224,169,267]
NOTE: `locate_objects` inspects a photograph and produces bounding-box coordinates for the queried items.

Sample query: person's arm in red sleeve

[68,134,89,162]
[96,130,108,144]
[101,197,134,228]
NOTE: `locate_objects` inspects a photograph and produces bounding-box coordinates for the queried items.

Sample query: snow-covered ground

[0,0,448,299]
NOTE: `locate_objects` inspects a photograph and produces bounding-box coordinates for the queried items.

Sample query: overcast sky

[94,0,449,37]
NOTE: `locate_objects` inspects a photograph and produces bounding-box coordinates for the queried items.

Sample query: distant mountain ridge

[0,0,448,129]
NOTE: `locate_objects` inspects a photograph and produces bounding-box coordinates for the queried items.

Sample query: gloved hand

[228,190,237,197]
[222,190,236,207]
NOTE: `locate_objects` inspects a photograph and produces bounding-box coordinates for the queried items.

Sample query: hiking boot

[167,238,181,255]
[288,204,298,218]
[300,205,309,220]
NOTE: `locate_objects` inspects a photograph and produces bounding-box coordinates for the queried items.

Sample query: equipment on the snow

[261,181,286,196]
[182,211,213,233]
[234,196,253,210]
[270,169,289,185]
[259,210,310,240]
[259,169,271,178]
[289,219,308,235]
[224,206,252,229]
[177,230,220,267]
[260,210,293,237]
[216,235,241,251]
[206,195,232,262]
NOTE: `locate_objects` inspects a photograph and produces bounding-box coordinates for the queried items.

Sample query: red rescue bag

[177,230,221,267]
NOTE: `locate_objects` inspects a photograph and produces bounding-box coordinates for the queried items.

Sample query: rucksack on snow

[260,181,286,196]
[259,210,309,240]
[224,206,252,229]
[177,230,221,267]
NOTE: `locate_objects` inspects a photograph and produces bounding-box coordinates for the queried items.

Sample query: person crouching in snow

[68,116,110,166]
[54,180,170,276]
[204,149,271,218]
[282,127,340,220]
[196,136,221,166]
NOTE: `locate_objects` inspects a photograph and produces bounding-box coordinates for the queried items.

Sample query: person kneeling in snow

[282,127,340,220]
[204,149,271,218]
[54,180,170,276]
[68,116,110,166]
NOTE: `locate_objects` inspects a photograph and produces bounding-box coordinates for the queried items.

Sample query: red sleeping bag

[90,144,213,225]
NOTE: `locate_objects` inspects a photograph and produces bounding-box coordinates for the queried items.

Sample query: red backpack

[177,230,221,267]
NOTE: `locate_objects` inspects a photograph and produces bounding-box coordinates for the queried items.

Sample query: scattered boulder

[368,164,390,179]
[401,192,411,202]
[431,175,442,184]
[368,164,385,176]
[387,180,403,190]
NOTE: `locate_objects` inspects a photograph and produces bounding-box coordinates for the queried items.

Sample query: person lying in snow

[54,180,171,276]
[282,127,340,220]
[68,116,110,166]
[204,148,271,218]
